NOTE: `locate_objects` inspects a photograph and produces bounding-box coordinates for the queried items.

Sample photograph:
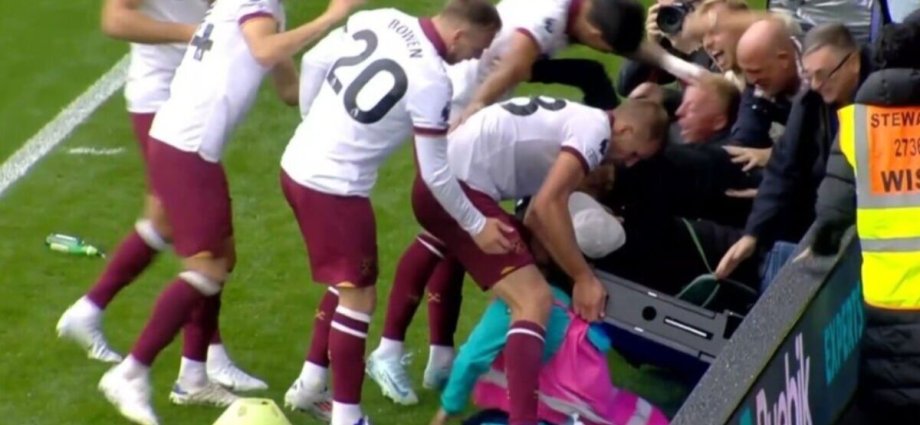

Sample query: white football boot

[284,378,333,422]
[57,300,123,363]
[365,351,418,405]
[98,367,159,425]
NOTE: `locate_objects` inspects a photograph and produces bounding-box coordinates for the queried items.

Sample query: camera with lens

[657,2,696,35]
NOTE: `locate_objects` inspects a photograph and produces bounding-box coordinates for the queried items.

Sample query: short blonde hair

[697,74,741,120]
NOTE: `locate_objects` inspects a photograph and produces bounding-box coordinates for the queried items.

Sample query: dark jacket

[809,68,920,412]
[530,58,619,110]
[730,85,794,149]
[742,47,874,245]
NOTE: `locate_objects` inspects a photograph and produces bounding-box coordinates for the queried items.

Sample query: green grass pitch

[0,0,762,422]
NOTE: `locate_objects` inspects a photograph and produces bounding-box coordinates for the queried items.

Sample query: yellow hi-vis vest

[838,104,920,310]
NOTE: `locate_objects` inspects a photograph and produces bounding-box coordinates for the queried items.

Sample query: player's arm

[411,79,510,253]
[101,0,196,43]
[459,32,541,121]
[240,0,361,68]
[271,57,299,106]
[523,151,592,283]
[415,132,489,236]
[299,27,344,117]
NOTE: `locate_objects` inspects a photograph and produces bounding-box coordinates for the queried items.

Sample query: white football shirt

[448,0,581,115]
[149,0,285,162]
[449,96,611,201]
[125,0,209,113]
[281,9,453,197]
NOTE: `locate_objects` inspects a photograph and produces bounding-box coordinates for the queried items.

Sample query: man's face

[446,26,498,64]
[676,85,724,143]
[802,45,858,105]
[738,48,795,97]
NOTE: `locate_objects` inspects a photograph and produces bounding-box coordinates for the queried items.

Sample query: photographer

[616,0,716,115]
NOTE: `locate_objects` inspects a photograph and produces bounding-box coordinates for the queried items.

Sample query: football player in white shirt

[278,1,501,424]
[412,96,667,425]
[366,0,708,402]
[95,0,363,424]
[55,0,269,394]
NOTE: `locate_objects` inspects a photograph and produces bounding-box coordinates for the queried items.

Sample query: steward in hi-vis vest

[809,67,920,418]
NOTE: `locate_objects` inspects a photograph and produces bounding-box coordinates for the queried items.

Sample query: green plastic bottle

[45,234,106,258]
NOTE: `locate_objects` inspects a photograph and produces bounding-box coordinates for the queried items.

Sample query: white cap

[568,192,626,259]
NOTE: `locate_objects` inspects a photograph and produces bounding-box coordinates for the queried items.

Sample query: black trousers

[529,58,620,109]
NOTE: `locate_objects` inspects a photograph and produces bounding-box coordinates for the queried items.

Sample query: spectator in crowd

[715,23,876,290]
[805,66,920,425]
[871,7,920,69]
[769,0,874,44]
[616,0,716,114]
[732,18,806,150]
[621,76,753,224]
[674,75,741,145]
[682,0,800,89]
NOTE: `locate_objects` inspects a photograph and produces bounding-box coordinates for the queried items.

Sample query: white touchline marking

[67,147,126,156]
[0,55,129,198]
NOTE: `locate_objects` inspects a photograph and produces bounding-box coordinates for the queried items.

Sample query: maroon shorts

[147,140,233,258]
[280,171,379,288]
[130,113,156,164]
[411,175,533,290]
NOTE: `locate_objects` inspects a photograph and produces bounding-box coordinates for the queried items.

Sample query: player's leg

[330,285,376,425]
[489,267,553,425]
[98,142,237,424]
[280,171,376,423]
[201,237,268,392]
[285,286,337,420]
[412,176,550,425]
[367,232,444,405]
[57,113,167,364]
[423,256,465,390]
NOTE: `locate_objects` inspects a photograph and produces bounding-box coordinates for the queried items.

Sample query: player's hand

[725,188,759,198]
[450,101,485,133]
[724,146,772,172]
[325,0,365,20]
[429,408,453,425]
[646,3,664,43]
[472,218,516,254]
[573,273,607,321]
[715,235,757,280]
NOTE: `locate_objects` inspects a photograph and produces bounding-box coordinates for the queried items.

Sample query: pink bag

[473,311,669,425]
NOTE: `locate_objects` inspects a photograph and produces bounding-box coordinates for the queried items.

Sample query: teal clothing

[441,286,611,415]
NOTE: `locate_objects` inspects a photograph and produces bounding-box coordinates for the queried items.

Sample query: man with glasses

[714,23,875,289]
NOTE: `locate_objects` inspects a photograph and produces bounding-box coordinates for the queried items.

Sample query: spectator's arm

[804,136,856,255]
[742,96,809,243]
[730,86,777,149]
[439,299,512,416]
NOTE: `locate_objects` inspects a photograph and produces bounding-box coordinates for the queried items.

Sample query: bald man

[728,18,806,152]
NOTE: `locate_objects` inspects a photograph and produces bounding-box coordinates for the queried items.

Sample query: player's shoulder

[345,8,411,31]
